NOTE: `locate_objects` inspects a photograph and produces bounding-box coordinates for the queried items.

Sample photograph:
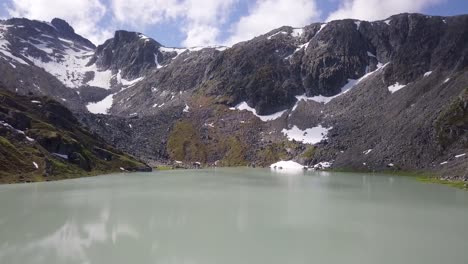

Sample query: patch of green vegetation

[417,177,467,190]
[435,88,468,148]
[301,146,316,159]
[220,136,248,166]
[155,165,173,170]
[167,120,207,163]
[0,90,150,184]
[0,136,16,149]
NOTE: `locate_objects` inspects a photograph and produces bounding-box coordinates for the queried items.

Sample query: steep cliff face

[0,89,150,183]
[1,14,467,179]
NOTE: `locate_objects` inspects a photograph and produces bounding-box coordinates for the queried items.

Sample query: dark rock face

[50,18,95,49]
[90,30,162,79]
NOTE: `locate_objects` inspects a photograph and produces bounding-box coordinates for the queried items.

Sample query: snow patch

[33,162,38,169]
[423,71,432,77]
[86,94,113,114]
[354,21,361,28]
[363,149,372,155]
[270,160,304,170]
[52,153,68,159]
[440,161,448,165]
[313,161,332,169]
[388,82,407,93]
[267,31,287,40]
[291,28,303,37]
[455,153,466,158]
[293,62,389,106]
[314,23,327,37]
[443,78,450,83]
[367,51,376,57]
[233,102,286,122]
[183,104,190,113]
[282,125,331,144]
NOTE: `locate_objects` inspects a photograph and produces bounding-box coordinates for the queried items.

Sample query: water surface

[0,168,467,264]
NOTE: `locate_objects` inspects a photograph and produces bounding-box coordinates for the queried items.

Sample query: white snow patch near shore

[313,161,332,169]
[87,94,113,114]
[388,82,406,93]
[270,160,304,170]
[282,125,331,144]
[233,102,286,122]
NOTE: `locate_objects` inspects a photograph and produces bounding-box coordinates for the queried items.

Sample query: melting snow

[233,102,286,122]
[33,162,38,169]
[183,104,190,113]
[313,161,332,169]
[440,161,448,165]
[423,71,432,77]
[270,160,304,170]
[293,62,389,107]
[314,23,327,37]
[388,82,407,93]
[52,153,68,159]
[291,28,304,37]
[444,78,450,83]
[384,19,391,25]
[267,31,287,40]
[86,94,113,114]
[363,149,373,155]
[367,51,376,57]
[354,21,361,28]
[282,125,331,144]
[455,153,466,158]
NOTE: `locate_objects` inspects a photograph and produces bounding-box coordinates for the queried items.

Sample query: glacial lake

[0,168,467,264]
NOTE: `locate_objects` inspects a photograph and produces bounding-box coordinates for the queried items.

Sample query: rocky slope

[0,13,467,179]
[0,89,150,183]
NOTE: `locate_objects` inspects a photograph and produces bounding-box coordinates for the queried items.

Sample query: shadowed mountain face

[1,13,467,179]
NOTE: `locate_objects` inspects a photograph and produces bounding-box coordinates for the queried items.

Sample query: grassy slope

[0,90,150,183]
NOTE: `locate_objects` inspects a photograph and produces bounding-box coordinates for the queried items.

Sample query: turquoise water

[0,168,467,264]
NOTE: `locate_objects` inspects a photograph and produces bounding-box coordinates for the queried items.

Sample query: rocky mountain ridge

[0,13,467,179]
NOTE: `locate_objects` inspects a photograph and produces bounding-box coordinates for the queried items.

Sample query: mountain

[0,13,466,180]
[0,89,150,183]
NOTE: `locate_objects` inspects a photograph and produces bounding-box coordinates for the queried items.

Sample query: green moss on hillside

[220,136,248,166]
[0,90,150,184]
[167,120,207,162]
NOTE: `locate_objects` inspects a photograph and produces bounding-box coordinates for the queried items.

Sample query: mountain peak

[51,18,75,34]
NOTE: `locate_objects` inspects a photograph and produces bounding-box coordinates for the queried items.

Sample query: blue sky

[1,0,468,47]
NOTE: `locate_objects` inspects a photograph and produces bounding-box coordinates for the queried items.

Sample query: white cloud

[5,0,113,44]
[181,0,236,46]
[327,0,444,22]
[224,0,320,45]
[111,0,236,47]
[111,0,183,27]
